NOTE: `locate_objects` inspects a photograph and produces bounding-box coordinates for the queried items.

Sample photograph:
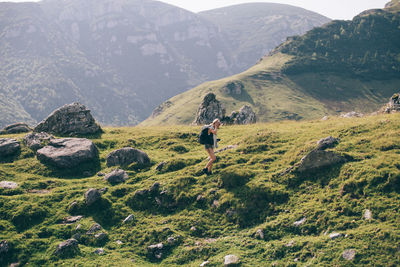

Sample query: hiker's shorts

[204,144,213,149]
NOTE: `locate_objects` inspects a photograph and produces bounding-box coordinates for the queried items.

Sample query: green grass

[1,114,400,266]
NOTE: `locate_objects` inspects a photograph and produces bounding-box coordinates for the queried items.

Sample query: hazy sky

[0,0,389,20]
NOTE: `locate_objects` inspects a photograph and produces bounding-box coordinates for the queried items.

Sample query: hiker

[201,118,221,175]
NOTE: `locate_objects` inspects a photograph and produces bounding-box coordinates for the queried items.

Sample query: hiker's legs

[205,148,216,172]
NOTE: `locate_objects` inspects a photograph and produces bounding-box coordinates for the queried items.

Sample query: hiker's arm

[209,128,217,135]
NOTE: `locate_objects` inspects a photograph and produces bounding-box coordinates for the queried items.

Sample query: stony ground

[0,114,399,266]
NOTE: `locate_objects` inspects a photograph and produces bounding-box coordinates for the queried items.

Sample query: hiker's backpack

[198,125,213,145]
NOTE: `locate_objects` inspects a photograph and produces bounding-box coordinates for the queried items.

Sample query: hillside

[0,0,329,128]
[1,114,400,266]
[143,2,400,126]
[199,3,330,73]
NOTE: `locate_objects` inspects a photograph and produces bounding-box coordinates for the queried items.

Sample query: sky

[0,0,390,20]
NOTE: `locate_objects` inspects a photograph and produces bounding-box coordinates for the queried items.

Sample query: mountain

[199,3,330,73]
[0,0,329,128]
[142,1,400,126]
[1,114,400,265]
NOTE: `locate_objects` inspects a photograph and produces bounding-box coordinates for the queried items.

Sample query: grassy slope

[1,114,400,266]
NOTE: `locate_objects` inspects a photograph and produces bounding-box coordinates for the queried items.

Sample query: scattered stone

[116,240,123,245]
[329,232,343,240]
[155,161,166,171]
[342,249,356,261]
[63,216,83,224]
[296,150,346,173]
[167,236,179,246]
[321,116,329,121]
[104,169,128,184]
[34,102,102,136]
[87,223,102,234]
[94,232,108,242]
[193,93,226,125]
[196,194,205,202]
[255,229,264,240]
[94,248,105,255]
[53,239,79,258]
[97,172,105,177]
[200,260,210,267]
[340,111,363,118]
[106,147,150,167]
[85,188,101,206]
[147,243,164,259]
[224,254,240,266]
[1,123,31,134]
[294,258,299,262]
[0,138,20,158]
[285,240,295,247]
[37,138,98,168]
[123,214,135,224]
[0,181,18,189]
[316,136,339,150]
[190,226,197,232]
[293,217,306,227]
[23,132,53,151]
[364,209,373,220]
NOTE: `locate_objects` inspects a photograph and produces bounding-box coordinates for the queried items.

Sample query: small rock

[94,232,108,241]
[364,209,373,220]
[53,239,79,258]
[329,232,343,240]
[224,254,240,266]
[342,249,356,261]
[75,224,82,231]
[68,201,79,213]
[190,226,197,232]
[0,138,20,158]
[106,147,150,167]
[116,240,123,245]
[285,240,295,247]
[155,161,166,171]
[0,181,18,189]
[293,217,306,227]
[167,236,178,246]
[316,136,339,150]
[104,169,128,184]
[255,229,264,240]
[87,223,102,234]
[294,258,298,262]
[123,214,135,224]
[97,172,105,177]
[85,188,101,206]
[2,123,31,134]
[212,200,220,208]
[147,243,164,259]
[63,216,83,224]
[9,262,20,267]
[321,116,329,121]
[94,248,105,255]
[200,261,210,267]
[196,194,205,202]
[341,111,363,118]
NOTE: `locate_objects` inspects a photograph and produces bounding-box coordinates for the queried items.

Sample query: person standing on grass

[202,118,221,176]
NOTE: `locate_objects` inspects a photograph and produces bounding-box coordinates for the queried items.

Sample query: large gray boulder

[23,132,53,151]
[0,138,20,158]
[193,93,226,125]
[296,150,346,173]
[34,103,102,136]
[224,254,240,266]
[85,189,101,206]
[37,138,98,168]
[53,239,80,258]
[104,169,128,184]
[1,123,31,134]
[106,147,150,167]
[233,105,256,125]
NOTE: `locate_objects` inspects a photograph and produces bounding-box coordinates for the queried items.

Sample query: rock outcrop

[106,147,150,167]
[381,93,400,113]
[104,169,128,185]
[297,150,347,173]
[23,132,53,151]
[36,138,98,168]
[0,138,20,158]
[1,123,31,134]
[193,93,226,125]
[53,239,80,258]
[229,105,257,125]
[0,181,18,189]
[34,103,102,136]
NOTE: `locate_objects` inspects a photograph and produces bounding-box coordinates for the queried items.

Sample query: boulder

[37,138,98,168]
[94,248,105,255]
[23,132,53,151]
[155,161,166,172]
[104,169,128,184]
[293,217,306,227]
[147,243,164,259]
[193,93,226,125]
[85,189,101,206]
[1,123,31,134]
[316,136,339,150]
[342,249,356,261]
[87,223,102,234]
[34,102,102,136]
[234,105,257,125]
[224,254,240,266]
[106,147,150,167]
[53,239,79,258]
[0,181,18,189]
[381,93,400,113]
[364,209,373,220]
[255,229,264,240]
[0,138,20,158]
[63,216,83,224]
[296,150,346,173]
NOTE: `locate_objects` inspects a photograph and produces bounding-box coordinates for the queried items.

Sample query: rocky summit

[34,103,102,136]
